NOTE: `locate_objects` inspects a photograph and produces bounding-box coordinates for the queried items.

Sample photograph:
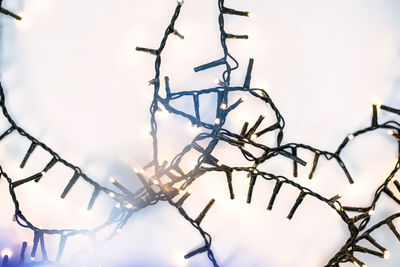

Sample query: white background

[1,0,400,266]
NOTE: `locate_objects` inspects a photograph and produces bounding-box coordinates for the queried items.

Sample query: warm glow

[125,203,133,209]
[173,251,188,266]
[1,248,12,258]
[215,118,221,125]
[383,250,390,259]
[348,134,354,140]
[220,103,227,110]
[333,202,342,211]
[115,202,121,209]
[186,122,202,134]
[367,209,374,216]
[109,177,116,183]
[108,192,116,198]
[388,130,395,136]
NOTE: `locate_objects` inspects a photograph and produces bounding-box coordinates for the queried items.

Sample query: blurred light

[383,250,390,259]
[1,248,12,258]
[348,134,354,140]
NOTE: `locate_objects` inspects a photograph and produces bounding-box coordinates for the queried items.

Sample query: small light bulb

[372,100,381,109]
[152,179,159,185]
[30,257,35,261]
[247,12,253,17]
[116,228,122,234]
[388,130,395,136]
[41,171,46,176]
[367,209,374,216]
[215,118,221,125]
[115,202,121,209]
[109,177,116,183]
[220,103,227,110]
[285,217,291,222]
[333,202,342,211]
[383,250,390,259]
[125,203,133,209]
[348,134,354,140]
[109,192,116,198]
[213,78,220,85]
[187,188,192,194]
[240,96,247,102]
[1,248,13,258]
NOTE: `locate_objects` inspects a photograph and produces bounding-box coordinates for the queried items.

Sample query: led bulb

[109,177,116,183]
[383,250,390,259]
[220,103,227,110]
[1,248,12,258]
[333,202,342,211]
[115,202,121,209]
[116,228,122,234]
[215,118,221,125]
[152,179,159,185]
[125,203,133,209]
[348,134,354,140]
[388,130,395,136]
[367,209,374,216]
[213,78,220,85]
[109,192,116,198]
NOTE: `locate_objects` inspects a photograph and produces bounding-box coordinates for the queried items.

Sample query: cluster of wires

[1,0,400,266]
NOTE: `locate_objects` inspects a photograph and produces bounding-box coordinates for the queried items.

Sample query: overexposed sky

[1,0,400,266]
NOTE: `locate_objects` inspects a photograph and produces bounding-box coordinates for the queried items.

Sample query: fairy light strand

[0,0,400,266]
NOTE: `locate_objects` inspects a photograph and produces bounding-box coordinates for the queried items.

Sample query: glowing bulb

[247,12,253,17]
[116,228,122,234]
[125,203,133,209]
[372,100,381,109]
[186,122,202,134]
[187,188,192,194]
[41,171,46,176]
[220,103,227,110]
[333,202,342,211]
[1,248,12,258]
[388,130,395,136]
[115,202,121,209]
[285,217,291,222]
[240,96,247,102]
[30,257,35,261]
[108,192,115,198]
[215,118,221,125]
[367,209,374,216]
[213,78,220,85]
[348,134,354,140]
[152,179,159,185]
[383,250,390,259]
[109,177,116,183]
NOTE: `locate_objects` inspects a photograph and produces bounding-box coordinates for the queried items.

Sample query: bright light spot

[247,12,253,17]
[1,248,12,258]
[125,203,133,209]
[388,130,395,136]
[116,228,122,234]
[173,251,188,266]
[372,99,381,109]
[220,103,227,110]
[333,202,342,211]
[152,179,159,185]
[213,78,220,85]
[109,177,116,183]
[367,209,374,216]
[285,217,291,222]
[186,122,202,134]
[348,134,354,140]
[115,202,121,209]
[383,250,390,259]
[108,192,116,198]
[215,118,221,125]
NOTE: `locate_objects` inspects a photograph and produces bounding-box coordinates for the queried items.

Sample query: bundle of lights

[1,0,400,266]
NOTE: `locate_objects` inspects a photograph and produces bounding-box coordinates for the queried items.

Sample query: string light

[0,1,399,267]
